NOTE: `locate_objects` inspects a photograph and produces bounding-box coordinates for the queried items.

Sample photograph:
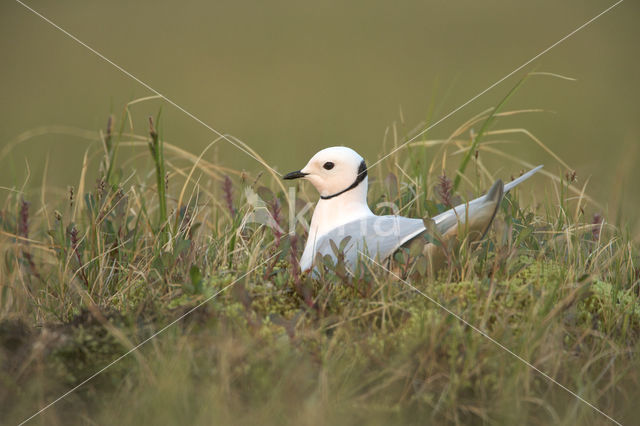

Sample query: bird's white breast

[300,195,374,271]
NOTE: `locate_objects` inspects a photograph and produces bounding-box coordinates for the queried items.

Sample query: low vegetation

[1,85,638,425]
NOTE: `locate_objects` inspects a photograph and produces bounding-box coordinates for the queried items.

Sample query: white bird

[284,146,542,275]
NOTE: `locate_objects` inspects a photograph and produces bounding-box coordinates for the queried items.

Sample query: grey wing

[312,216,425,273]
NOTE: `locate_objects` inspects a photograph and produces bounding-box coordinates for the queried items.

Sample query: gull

[284,146,542,274]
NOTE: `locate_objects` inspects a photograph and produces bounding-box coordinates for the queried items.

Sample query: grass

[0,85,639,425]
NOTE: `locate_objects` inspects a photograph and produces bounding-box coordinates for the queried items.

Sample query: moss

[578,279,640,338]
[49,319,130,385]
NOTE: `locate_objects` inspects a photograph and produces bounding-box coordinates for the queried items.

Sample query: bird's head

[283,146,368,200]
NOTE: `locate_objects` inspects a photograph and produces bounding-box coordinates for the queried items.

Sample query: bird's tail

[476,178,505,239]
[503,165,544,192]
[432,165,543,235]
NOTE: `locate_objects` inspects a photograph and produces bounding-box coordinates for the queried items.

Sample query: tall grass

[0,86,638,425]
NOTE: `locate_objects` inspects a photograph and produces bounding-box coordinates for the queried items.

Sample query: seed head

[592,213,603,241]
[436,173,453,208]
[222,176,236,217]
[19,199,30,238]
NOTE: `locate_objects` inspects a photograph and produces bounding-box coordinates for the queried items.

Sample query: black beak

[283,170,308,180]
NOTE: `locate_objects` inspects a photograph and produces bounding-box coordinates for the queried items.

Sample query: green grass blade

[453,73,531,192]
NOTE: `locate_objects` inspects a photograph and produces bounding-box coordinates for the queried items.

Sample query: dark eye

[323,162,335,170]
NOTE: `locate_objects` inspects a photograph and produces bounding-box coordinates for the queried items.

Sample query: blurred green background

[1,0,638,231]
